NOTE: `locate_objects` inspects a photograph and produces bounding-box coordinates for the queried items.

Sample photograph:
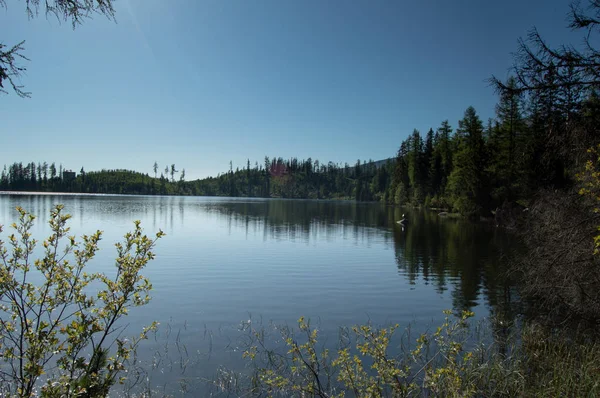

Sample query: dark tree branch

[1,0,115,97]
[491,2,600,97]
[0,41,31,98]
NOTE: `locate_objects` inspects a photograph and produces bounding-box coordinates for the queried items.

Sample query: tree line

[2,1,599,220]
[2,73,594,218]
[0,162,189,196]
[0,74,595,219]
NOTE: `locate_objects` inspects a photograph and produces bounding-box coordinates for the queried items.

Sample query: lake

[0,193,516,394]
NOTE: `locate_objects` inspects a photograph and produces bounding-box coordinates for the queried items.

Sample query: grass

[518,325,600,397]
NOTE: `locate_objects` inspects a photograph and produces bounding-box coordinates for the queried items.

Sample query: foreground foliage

[0,206,163,397]
[213,311,600,397]
[508,144,600,328]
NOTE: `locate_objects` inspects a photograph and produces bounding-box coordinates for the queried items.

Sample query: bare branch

[2,0,115,97]
[24,0,116,27]
[0,41,31,98]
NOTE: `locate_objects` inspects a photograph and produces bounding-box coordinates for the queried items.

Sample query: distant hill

[372,158,394,169]
[345,158,394,172]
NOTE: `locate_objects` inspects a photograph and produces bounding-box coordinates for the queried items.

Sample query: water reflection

[0,193,521,394]
[204,200,392,245]
[0,194,189,231]
[197,198,518,315]
[0,194,517,322]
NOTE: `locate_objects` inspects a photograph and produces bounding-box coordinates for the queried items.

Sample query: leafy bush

[215,311,600,397]
[217,311,523,397]
[0,205,163,397]
[509,145,600,328]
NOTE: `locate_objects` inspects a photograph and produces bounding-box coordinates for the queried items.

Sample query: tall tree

[447,107,487,216]
[49,162,56,180]
[490,0,600,184]
[391,140,410,205]
[424,128,435,195]
[42,161,48,183]
[153,162,158,178]
[170,164,178,183]
[405,129,426,203]
[429,131,443,197]
[496,77,522,172]
[486,77,527,205]
[0,165,7,189]
[437,120,453,182]
[264,156,271,197]
[246,159,252,196]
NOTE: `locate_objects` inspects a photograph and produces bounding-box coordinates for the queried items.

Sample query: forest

[1,70,595,220]
[3,7,598,220]
[1,0,598,223]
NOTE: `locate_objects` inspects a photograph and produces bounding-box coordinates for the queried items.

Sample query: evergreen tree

[424,127,435,196]
[264,156,271,197]
[447,107,487,216]
[391,140,410,205]
[485,78,528,206]
[438,120,453,180]
[429,130,443,199]
[42,162,48,184]
[0,165,7,189]
[496,77,525,192]
[429,119,454,204]
[170,164,177,183]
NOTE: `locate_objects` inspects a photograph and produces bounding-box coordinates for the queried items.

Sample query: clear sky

[1,0,579,179]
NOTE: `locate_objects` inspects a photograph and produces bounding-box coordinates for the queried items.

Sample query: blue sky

[1,0,578,179]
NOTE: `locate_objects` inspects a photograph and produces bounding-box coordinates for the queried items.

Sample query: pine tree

[447,107,487,216]
[424,128,434,196]
[170,164,177,183]
[390,140,410,205]
[437,120,453,190]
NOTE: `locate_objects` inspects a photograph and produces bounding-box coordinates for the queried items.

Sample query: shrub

[511,145,600,328]
[216,311,600,397]
[0,205,163,397]
[216,310,525,397]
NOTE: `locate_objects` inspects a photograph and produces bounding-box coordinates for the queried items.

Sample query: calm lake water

[0,193,515,394]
